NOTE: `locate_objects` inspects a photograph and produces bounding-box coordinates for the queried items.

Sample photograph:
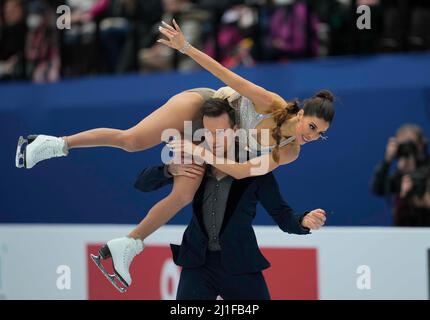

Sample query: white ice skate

[15,134,69,169]
[90,237,144,293]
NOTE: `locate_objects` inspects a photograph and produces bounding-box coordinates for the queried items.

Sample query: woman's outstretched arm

[204,153,280,179]
[203,146,299,179]
[169,140,300,179]
[158,20,287,114]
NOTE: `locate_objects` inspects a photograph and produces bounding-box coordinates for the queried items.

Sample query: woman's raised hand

[157,20,189,53]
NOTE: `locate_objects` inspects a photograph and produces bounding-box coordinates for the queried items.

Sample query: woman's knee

[117,130,143,152]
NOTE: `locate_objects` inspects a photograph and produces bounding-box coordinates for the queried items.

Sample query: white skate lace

[32,138,64,163]
[123,242,138,270]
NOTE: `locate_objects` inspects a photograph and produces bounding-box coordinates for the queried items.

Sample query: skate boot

[15,134,69,169]
[90,237,144,293]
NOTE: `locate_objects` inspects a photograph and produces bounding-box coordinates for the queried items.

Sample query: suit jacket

[134,165,310,275]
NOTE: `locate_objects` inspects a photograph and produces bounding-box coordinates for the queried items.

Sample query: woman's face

[295,110,330,145]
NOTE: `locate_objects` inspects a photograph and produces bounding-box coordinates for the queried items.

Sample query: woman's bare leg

[127,173,204,240]
[64,91,205,152]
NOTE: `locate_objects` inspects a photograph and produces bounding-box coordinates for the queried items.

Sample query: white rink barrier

[0,225,429,300]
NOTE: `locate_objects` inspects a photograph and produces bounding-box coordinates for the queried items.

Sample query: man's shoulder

[246,171,276,185]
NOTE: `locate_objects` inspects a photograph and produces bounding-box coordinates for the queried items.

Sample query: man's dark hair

[200,98,236,126]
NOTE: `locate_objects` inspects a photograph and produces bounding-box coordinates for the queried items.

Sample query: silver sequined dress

[226,89,296,157]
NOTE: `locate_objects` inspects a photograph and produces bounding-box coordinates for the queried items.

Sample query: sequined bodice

[227,90,296,155]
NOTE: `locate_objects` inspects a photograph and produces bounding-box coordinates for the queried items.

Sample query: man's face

[202,113,236,156]
[398,156,417,174]
[4,0,24,26]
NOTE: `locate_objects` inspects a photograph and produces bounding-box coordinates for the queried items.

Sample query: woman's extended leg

[95,172,204,291]
[128,173,204,240]
[18,91,206,169]
[65,91,205,151]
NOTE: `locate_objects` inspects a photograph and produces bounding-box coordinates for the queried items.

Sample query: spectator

[97,0,136,73]
[396,165,430,226]
[0,0,27,80]
[261,0,320,61]
[203,4,257,68]
[98,0,163,73]
[61,0,100,76]
[0,0,429,81]
[138,0,210,73]
[371,124,429,226]
[26,0,61,83]
[380,0,430,52]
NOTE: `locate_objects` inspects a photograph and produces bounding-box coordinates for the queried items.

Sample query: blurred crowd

[1,0,430,82]
[371,124,430,227]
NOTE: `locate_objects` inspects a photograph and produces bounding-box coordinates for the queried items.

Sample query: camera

[396,141,419,159]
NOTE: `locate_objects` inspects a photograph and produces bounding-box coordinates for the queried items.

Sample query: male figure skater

[134,98,326,299]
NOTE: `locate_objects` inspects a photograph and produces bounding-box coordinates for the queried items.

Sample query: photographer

[395,166,430,226]
[371,124,429,225]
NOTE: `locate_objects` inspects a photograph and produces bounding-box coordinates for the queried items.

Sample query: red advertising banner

[87,245,318,300]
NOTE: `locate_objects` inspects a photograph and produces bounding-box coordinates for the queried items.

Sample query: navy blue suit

[134,165,310,299]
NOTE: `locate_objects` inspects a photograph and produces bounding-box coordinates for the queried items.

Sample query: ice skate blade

[15,136,27,168]
[90,254,128,293]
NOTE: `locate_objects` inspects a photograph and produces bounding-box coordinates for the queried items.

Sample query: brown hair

[271,100,300,163]
[200,98,236,126]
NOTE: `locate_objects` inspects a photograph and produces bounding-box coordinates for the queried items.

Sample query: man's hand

[301,209,326,230]
[167,163,205,180]
[168,138,207,164]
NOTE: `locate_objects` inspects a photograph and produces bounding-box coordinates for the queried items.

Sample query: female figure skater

[15,20,335,292]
